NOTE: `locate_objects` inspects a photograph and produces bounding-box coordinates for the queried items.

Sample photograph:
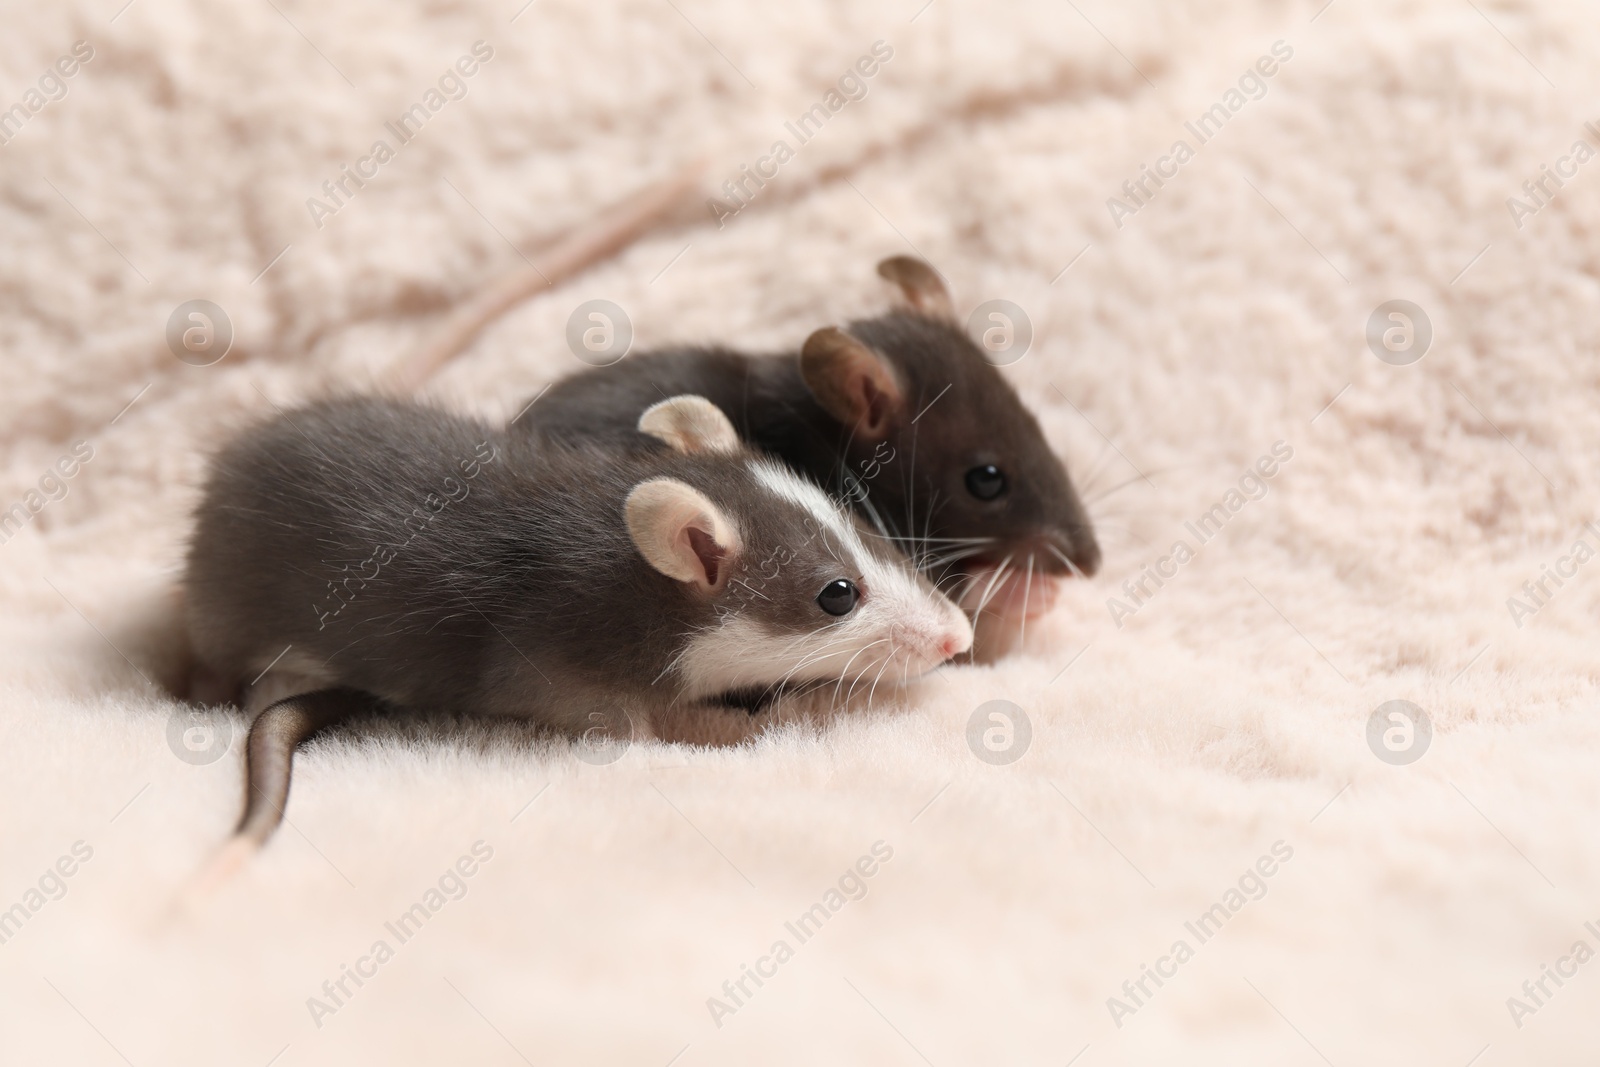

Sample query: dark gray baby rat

[184,394,970,878]
[518,256,1100,642]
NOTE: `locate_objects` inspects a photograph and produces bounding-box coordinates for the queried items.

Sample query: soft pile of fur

[1,1,1597,1063]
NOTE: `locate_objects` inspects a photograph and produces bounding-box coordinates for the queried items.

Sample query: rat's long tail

[188,688,369,898]
[236,688,366,846]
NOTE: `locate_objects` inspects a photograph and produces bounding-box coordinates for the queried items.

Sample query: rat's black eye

[965,464,1007,500]
[816,578,860,617]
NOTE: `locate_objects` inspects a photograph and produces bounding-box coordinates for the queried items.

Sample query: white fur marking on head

[747,459,856,550]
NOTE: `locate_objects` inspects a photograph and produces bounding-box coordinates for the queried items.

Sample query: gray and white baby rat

[184,394,970,873]
[519,256,1100,643]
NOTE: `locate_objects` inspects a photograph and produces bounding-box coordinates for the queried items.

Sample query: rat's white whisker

[967,555,1015,649]
[830,640,890,711]
[865,653,896,710]
[1046,542,1086,580]
[972,554,1015,615]
[1019,554,1034,650]
[1087,472,1155,505]
[767,635,858,694]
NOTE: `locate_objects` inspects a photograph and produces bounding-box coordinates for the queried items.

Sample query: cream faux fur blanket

[2,0,1597,1063]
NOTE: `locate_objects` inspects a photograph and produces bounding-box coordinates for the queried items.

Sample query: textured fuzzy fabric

[2,1,1598,1063]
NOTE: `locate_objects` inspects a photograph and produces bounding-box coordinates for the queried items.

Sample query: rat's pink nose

[939,625,972,660]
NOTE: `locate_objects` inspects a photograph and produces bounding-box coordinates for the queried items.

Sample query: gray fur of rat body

[518,257,1100,629]
[184,395,970,860]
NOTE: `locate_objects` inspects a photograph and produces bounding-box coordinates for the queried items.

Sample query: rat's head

[796,257,1099,621]
[625,396,972,703]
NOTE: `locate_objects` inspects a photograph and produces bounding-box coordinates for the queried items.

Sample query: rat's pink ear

[638,395,741,455]
[625,478,741,592]
[799,326,903,441]
[877,256,955,320]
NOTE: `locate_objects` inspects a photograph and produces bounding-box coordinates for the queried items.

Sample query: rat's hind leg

[186,662,239,706]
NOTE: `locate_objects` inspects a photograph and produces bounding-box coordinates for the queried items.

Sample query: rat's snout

[888,598,972,673]
[928,598,975,663]
[938,623,973,661]
[936,601,974,661]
